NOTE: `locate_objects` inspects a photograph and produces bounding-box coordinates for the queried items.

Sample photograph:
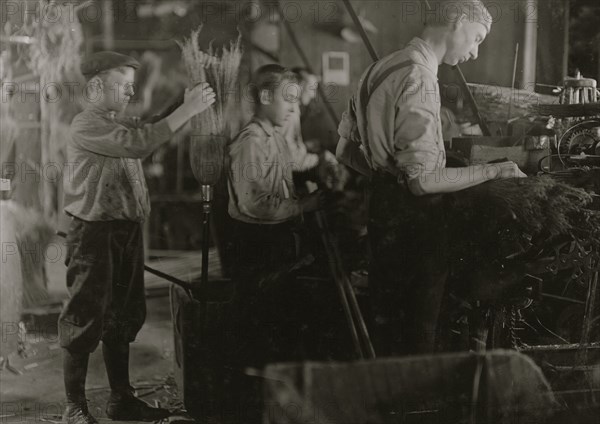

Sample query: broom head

[189,131,226,187]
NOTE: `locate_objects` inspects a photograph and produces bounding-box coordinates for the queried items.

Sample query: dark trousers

[230,219,301,367]
[230,220,297,288]
[368,176,450,356]
[58,217,146,353]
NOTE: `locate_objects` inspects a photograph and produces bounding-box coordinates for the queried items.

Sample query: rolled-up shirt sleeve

[229,131,301,222]
[71,114,173,159]
[393,74,443,180]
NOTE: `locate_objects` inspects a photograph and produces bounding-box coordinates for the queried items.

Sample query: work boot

[102,342,170,421]
[62,402,98,424]
[105,391,170,422]
[63,349,97,424]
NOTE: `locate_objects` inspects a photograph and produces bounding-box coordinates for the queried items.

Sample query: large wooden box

[262,351,558,424]
[449,136,550,174]
[450,137,528,167]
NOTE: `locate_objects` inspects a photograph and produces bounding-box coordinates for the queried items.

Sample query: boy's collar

[408,37,440,75]
[87,103,120,120]
[252,115,275,137]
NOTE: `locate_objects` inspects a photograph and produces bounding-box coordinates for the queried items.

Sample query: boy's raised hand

[184,82,216,114]
[165,83,216,132]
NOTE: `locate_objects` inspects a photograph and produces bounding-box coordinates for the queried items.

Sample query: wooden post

[176,141,184,193]
[102,0,114,50]
[562,0,570,81]
[597,34,600,84]
[40,74,55,221]
[521,0,538,89]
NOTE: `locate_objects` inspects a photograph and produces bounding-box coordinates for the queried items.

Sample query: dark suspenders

[358,60,415,164]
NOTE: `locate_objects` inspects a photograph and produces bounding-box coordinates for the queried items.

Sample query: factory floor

[0,295,193,423]
[1,239,598,423]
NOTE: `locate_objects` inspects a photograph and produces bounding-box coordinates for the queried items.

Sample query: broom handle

[201,204,210,294]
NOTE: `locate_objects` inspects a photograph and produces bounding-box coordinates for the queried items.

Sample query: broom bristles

[189,134,226,186]
[456,176,595,237]
[177,26,243,138]
[178,26,243,186]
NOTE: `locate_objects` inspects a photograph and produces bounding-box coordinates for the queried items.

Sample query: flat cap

[81,51,140,79]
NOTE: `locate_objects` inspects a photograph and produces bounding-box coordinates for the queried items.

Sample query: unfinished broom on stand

[178,28,242,299]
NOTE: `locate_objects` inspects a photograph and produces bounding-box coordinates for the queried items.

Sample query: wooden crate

[449,136,550,174]
[450,137,527,167]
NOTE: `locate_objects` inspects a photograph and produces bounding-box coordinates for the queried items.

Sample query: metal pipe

[200,185,213,298]
[341,0,379,61]
[580,271,598,346]
[507,43,520,124]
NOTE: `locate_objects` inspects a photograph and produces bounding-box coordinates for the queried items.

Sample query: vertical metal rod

[579,271,598,347]
[576,269,598,382]
[198,184,213,299]
[176,141,184,194]
[507,43,520,124]
[201,208,210,290]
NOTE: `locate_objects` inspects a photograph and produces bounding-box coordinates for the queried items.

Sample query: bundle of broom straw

[177,26,242,185]
[177,27,243,293]
[446,176,600,274]
[453,176,596,236]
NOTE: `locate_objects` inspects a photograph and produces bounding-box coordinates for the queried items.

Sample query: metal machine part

[558,120,600,155]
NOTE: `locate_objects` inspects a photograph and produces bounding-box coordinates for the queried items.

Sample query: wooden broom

[178,27,242,298]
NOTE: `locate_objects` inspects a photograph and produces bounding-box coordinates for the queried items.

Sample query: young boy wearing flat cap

[59,51,215,423]
[337,0,526,356]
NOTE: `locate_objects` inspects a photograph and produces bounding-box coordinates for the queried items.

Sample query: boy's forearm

[145,92,185,124]
[165,104,194,133]
[408,164,497,196]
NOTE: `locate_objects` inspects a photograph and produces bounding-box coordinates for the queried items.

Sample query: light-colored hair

[424,0,492,33]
